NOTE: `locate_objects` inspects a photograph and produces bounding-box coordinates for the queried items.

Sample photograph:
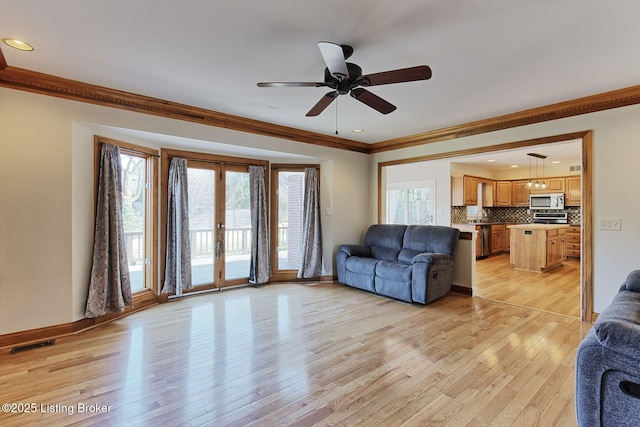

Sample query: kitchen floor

[474,253,581,318]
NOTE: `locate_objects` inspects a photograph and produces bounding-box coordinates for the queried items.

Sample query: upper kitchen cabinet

[565,175,581,205]
[452,175,495,206]
[452,175,478,206]
[530,176,566,193]
[495,181,512,206]
[512,180,531,206]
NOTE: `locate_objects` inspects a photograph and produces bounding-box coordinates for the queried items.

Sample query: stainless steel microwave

[529,193,565,210]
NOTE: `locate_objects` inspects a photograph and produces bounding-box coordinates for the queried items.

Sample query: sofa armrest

[339,244,371,258]
[411,252,453,266]
[595,319,640,361]
[623,270,640,292]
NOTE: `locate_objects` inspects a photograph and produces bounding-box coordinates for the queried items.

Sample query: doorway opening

[378,130,593,322]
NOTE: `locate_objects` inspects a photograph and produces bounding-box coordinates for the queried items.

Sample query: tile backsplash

[451,206,581,225]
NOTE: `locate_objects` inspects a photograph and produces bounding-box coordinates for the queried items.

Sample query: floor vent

[11,340,56,354]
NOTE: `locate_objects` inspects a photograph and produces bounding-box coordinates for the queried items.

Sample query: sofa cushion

[345,256,379,275]
[398,225,460,263]
[364,224,406,261]
[375,260,412,281]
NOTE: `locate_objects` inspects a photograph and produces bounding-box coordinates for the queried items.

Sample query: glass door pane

[120,153,146,292]
[224,169,250,281]
[277,171,305,270]
[187,167,216,286]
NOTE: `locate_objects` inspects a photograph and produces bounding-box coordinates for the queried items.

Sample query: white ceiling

[2,0,639,145]
[451,139,582,173]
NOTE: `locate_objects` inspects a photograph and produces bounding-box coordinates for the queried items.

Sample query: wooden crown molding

[0,66,370,153]
[0,46,7,71]
[2,57,640,154]
[370,84,640,153]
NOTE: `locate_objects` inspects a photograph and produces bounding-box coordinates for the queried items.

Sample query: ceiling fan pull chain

[335,97,339,135]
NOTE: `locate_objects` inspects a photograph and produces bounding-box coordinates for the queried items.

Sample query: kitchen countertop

[506,223,570,230]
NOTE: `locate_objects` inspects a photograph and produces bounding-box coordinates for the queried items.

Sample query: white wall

[370,105,640,313]
[0,88,370,335]
[382,160,452,226]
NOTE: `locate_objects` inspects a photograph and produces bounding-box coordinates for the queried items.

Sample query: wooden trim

[581,131,595,323]
[370,85,640,153]
[0,66,369,153]
[451,285,473,296]
[0,292,158,350]
[0,46,7,71]
[377,130,593,322]
[2,62,640,156]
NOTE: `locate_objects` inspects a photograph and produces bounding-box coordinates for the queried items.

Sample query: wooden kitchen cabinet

[451,175,479,206]
[464,176,478,205]
[566,175,581,206]
[495,181,512,206]
[566,225,581,258]
[511,180,531,206]
[546,229,566,266]
[491,224,505,254]
[508,224,568,272]
[530,176,566,193]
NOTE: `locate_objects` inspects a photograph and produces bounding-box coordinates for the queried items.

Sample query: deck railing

[124,226,288,263]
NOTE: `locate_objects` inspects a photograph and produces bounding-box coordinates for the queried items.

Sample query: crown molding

[0,66,370,153]
[0,47,7,71]
[2,61,640,155]
[370,84,640,153]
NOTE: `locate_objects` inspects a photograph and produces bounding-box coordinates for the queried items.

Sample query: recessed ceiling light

[2,38,34,51]
[510,164,518,168]
[552,160,560,164]
[487,159,495,162]
[352,129,364,133]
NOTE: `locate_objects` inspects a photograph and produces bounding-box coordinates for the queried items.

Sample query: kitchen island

[507,224,569,272]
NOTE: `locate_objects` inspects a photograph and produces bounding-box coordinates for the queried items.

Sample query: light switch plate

[600,218,622,231]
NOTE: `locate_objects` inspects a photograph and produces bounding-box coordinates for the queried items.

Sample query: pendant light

[527,153,547,189]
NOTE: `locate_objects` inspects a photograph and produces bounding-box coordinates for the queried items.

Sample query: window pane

[225,171,250,280]
[120,153,146,292]
[386,189,405,224]
[188,168,216,286]
[408,187,433,224]
[277,171,305,270]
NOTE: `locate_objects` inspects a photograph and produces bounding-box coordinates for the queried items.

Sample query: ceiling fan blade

[357,65,432,86]
[257,82,327,87]
[306,91,338,117]
[350,88,396,114]
[318,42,349,80]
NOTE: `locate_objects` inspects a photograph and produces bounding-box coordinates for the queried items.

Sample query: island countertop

[507,224,570,230]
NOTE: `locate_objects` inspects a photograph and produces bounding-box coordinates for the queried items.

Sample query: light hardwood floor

[475,254,581,318]
[0,282,591,426]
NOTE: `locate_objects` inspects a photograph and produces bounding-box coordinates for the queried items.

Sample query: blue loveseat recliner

[335,224,460,304]
[576,270,640,426]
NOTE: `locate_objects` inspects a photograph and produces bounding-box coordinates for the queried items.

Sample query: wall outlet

[600,218,622,231]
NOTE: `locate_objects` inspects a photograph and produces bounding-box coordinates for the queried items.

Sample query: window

[385,180,435,225]
[94,136,157,295]
[270,165,319,280]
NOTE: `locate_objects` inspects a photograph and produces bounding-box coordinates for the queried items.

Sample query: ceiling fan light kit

[257,41,432,118]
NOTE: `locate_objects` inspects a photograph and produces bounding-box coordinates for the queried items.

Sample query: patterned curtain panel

[249,165,271,284]
[85,143,132,318]
[298,167,323,278]
[162,157,192,294]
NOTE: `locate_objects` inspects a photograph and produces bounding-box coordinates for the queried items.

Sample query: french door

[184,161,251,291]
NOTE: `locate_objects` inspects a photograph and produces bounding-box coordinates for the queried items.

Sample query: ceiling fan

[257,42,432,117]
